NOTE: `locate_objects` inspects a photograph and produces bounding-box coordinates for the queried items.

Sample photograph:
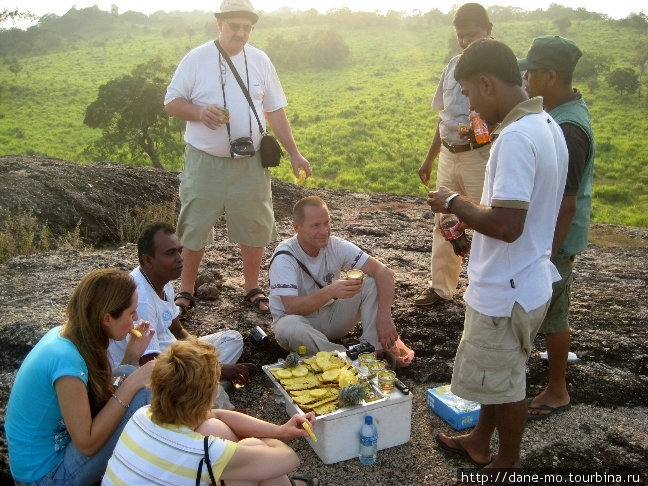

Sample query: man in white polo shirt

[164,0,311,316]
[428,39,568,470]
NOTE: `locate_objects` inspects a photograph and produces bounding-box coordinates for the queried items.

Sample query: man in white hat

[165,0,311,316]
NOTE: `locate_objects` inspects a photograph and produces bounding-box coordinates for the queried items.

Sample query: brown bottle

[440,214,471,257]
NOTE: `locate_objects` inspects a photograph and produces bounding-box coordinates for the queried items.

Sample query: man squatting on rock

[107,222,254,408]
[428,39,568,469]
[268,196,400,355]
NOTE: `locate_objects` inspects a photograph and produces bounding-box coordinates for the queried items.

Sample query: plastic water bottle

[359,415,378,465]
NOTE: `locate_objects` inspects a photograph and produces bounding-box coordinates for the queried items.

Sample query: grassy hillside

[1,12,647,226]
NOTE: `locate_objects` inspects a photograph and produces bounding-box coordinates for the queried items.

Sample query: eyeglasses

[226,21,253,33]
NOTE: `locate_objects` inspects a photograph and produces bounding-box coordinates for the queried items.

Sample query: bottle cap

[365,415,373,425]
[298,345,307,355]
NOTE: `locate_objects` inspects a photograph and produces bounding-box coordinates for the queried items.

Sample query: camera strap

[268,250,324,289]
[215,41,265,138]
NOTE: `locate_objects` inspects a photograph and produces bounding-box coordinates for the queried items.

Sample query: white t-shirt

[108,267,179,369]
[268,235,369,320]
[464,98,568,317]
[164,41,287,157]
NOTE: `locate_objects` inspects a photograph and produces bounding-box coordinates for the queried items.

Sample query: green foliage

[0,207,50,263]
[0,8,36,24]
[109,200,178,244]
[606,67,640,95]
[573,52,611,81]
[83,57,184,169]
[1,8,648,227]
[265,29,350,70]
[552,17,571,34]
[0,208,92,262]
[7,56,21,77]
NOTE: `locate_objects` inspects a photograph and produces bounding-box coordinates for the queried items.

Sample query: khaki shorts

[451,301,550,405]
[538,256,575,334]
[176,144,277,250]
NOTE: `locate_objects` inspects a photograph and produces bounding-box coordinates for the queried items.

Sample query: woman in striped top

[104,337,317,486]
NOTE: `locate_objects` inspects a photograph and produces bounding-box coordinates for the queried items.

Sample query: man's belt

[442,139,490,153]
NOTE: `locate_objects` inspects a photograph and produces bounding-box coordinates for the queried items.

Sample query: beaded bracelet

[111,393,129,409]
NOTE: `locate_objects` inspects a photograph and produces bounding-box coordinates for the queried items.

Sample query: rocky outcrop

[0,156,646,484]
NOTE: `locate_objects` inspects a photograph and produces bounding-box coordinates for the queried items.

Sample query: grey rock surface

[0,157,646,484]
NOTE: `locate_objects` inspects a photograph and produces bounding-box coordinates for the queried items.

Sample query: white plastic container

[263,363,413,464]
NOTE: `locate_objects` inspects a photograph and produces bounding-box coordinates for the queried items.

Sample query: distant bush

[574,53,611,81]
[110,200,178,244]
[0,207,51,263]
[265,29,350,70]
[606,68,640,95]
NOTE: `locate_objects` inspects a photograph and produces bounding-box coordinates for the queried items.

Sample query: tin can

[251,325,268,346]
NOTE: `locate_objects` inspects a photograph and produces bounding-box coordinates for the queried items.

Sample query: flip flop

[243,288,271,314]
[435,433,492,467]
[527,402,571,420]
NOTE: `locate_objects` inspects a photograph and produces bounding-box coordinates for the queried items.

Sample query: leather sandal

[174,291,196,319]
[243,288,270,314]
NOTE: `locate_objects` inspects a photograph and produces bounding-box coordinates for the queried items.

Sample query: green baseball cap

[518,35,582,73]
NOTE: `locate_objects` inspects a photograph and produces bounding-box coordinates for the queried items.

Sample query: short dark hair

[137,222,175,266]
[453,3,490,29]
[454,38,522,87]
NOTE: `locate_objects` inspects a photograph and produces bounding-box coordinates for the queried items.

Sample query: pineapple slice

[321,368,340,383]
[290,365,309,377]
[315,351,332,370]
[275,368,294,379]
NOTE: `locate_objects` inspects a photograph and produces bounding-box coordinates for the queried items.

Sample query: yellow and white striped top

[103,406,236,486]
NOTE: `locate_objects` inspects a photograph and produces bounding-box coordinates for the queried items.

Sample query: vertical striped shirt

[103,406,236,486]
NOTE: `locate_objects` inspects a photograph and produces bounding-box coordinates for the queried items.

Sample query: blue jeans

[15,387,151,486]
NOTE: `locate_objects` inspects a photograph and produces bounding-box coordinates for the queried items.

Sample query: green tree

[83,57,183,169]
[8,57,22,77]
[553,17,571,34]
[632,43,648,99]
[265,30,350,71]
[573,52,611,91]
[0,8,36,23]
[606,67,640,95]
[308,30,350,69]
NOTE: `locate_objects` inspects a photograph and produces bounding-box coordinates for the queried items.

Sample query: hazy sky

[6,0,648,20]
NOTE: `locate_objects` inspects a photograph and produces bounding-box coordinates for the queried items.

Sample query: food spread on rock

[268,351,382,415]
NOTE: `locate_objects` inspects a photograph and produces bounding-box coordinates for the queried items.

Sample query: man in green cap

[519,35,595,419]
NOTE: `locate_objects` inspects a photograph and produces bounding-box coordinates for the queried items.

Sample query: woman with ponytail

[6,268,156,485]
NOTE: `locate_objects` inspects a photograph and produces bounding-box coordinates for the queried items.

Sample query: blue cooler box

[426,385,480,430]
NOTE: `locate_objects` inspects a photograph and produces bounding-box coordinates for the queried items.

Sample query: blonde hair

[61,268,136,415]
[150,338,221,429]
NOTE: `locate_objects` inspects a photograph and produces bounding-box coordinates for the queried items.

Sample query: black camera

[347,340,375,360]
[230,137,255,158]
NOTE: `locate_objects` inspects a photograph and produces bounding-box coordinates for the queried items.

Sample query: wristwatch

[444,193,460,211]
